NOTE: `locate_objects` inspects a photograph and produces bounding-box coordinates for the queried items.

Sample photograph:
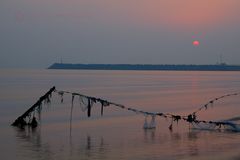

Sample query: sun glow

[123,0,239,30]
[193,40,200,46]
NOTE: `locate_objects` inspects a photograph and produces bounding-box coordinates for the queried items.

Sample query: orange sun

[193,40,200,46]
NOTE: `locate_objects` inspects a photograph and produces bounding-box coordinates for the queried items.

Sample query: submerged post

[11,86,56,128]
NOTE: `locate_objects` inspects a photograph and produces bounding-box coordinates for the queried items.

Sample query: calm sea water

[0,69,240,160]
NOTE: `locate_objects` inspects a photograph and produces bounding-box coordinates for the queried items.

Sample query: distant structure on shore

[48,63,240,71]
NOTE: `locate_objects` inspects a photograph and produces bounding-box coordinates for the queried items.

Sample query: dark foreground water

[0,69,240,160]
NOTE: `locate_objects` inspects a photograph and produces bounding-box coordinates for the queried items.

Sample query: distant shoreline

[48,63,240,71]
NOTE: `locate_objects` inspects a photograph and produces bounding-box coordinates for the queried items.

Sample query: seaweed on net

[27,113,32,124]
[78,95,95,117]
[143,116,149,129]
[79,96,89,112]
[58,91,64,103]
[12,87,240,132]
[87,98,93,117]
[143,115,156,129]
[192,122,217,130]
[44,95,51,107]
[149,115,156,128]
[36,103,42,123]
[59,90,240,131]
[99,100,110,116]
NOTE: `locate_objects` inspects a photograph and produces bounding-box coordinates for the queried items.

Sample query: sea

[0,69,240,160]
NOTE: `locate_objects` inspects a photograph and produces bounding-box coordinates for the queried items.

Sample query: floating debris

[12,86,240,133]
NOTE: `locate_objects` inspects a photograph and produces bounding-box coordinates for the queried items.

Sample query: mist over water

[0,69,240,160]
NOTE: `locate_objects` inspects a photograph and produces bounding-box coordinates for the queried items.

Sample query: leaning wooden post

[11,86,56,128]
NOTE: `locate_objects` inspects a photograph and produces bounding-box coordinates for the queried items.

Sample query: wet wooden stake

[11,86,56,128]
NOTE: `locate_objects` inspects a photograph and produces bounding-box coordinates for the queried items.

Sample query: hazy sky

[1,0,240,68]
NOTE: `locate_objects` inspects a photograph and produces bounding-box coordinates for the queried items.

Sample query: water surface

[0,69,240,160]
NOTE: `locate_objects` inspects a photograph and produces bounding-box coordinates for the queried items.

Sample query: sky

[0,0,240,68]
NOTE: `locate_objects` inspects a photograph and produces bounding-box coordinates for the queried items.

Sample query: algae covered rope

[12,86,56,128]
[55,89,240,131]
[12,86,240,131]
[191,92,240,116]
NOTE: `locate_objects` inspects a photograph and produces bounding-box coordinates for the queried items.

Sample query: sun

[193,40,200,46]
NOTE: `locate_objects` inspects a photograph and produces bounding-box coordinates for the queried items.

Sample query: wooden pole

[11,86,56,128]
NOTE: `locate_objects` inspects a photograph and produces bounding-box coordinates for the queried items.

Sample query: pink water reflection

[1,69,240,160]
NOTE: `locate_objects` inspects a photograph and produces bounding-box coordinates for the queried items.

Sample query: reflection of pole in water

[14,127,53,159]
[70,95,74,138]
[99,137,104,152]
[144,129,156,142]
[86,135,91,150]
[187,131,199,156]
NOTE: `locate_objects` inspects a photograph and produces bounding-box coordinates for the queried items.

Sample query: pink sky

[14,0,240,30]
[99,0,240,31]
[1,0,240,67]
